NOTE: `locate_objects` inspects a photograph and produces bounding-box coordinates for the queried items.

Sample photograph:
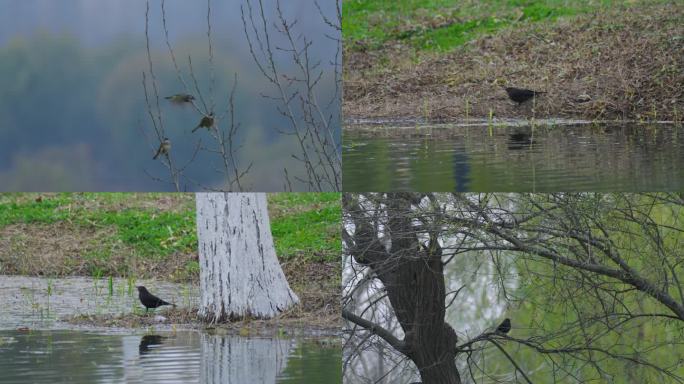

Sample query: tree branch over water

[343,193,684,383]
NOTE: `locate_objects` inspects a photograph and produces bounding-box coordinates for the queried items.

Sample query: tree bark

[346,193,461,384]
[196,193,298,322]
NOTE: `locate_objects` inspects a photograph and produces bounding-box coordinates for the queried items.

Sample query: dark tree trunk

[348,193,461,384]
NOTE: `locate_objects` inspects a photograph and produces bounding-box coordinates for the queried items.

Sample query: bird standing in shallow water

[192,113,215,133]
[496,318,511,334]
[153,138,171,160]
[505,87,545,105]
[165,93,195,104]
[136,286,175,312]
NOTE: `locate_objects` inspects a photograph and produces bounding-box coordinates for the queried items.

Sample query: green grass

[0,192,341,265]
[0,193,196,257]
[343,0,641,52]
[271,202,341,261]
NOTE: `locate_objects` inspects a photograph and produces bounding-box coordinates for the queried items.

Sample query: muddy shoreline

[343,4,683,122]
[0,274,340,335]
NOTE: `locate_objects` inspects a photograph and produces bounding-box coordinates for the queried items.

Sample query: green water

[0,330,341,384]
[343,122,683,192]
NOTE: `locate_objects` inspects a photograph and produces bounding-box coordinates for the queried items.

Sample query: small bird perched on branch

[153,138,171,160]
[496,318,511,334]
[136,286,176,312]
[505,87,545,105]
[192,113,215,133]
[165,93,195,104]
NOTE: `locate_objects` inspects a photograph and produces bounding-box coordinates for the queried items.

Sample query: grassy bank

[0,192,341,329]
[0,192,340,280]
[344,0,614,52]
[344,1,683,121]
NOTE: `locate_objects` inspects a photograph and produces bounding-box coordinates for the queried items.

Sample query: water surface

[0,330,340,383]
[343,122,683,191]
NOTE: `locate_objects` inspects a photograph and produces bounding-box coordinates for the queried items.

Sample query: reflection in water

[139,334,165,355]
[507,131,533,150]
[343,122,683,191]
[201,334,292,383]
[0,330,340,384]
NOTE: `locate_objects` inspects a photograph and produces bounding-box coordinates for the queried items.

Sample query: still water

[0,330,340,383]
[343,121,683,191]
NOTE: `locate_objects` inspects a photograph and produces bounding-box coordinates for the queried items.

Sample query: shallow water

[0,275,198,329]
[0,330,340,383]
[343,122,683,191]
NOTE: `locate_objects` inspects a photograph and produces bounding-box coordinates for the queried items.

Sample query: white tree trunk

[196,193,299,322]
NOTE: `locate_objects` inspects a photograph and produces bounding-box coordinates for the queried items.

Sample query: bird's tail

[153,151,160,160]
[192,125,201,133]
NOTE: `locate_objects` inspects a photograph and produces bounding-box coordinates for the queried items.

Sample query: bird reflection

[507,131,533,150]
[139,335,165,355]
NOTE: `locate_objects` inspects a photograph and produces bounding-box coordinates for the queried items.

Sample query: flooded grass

[0,275,198,330]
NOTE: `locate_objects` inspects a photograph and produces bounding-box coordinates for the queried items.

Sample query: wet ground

[343,120,683,191]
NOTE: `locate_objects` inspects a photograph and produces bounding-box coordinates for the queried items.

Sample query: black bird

[136,286,175,312]
[505,87,545,105]
[496,318,511,334]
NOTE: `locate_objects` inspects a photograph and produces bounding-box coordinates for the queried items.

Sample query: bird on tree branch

[496,318,511,335]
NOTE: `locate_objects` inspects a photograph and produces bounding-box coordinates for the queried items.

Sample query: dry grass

[344,4,683,121]
[0,222,197,280]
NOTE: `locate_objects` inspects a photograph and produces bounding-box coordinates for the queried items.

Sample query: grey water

[343,122,683,192]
